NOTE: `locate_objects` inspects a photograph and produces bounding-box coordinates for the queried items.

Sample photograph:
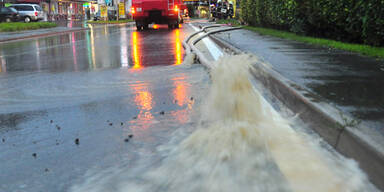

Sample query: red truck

[131,0,185,30]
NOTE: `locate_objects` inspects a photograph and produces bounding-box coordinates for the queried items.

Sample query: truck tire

[143,24,149,30]
[136,21,143,31]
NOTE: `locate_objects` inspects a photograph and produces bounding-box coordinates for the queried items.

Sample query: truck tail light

[131,7,135,14]
[174,5,178,12]
[35,11,38,16]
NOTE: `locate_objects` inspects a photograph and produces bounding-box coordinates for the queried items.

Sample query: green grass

[243,26,384,58]
[87,19,133,24]
[216,19,241,26]
[0,22,57,32]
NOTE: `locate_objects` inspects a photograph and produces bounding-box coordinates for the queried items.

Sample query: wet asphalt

[215,30,384,136]
[0,22,209,192]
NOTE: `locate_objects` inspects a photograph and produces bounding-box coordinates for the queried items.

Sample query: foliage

[240,0,384,46]
[216,19,241,26]
[244,26,384,58]
[87,19,133,24]
[0,22,57,32]
[187,4,196,18]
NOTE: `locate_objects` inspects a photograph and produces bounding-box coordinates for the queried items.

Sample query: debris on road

[32,153,37,158]
[124,134,133,142]
[56,125,61,130]
[109,123,113,126]
[160,111,165,115]
[75,138,80,145]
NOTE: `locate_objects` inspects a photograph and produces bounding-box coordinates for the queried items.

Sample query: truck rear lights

[131,7,135,14]
[174,5,178,12]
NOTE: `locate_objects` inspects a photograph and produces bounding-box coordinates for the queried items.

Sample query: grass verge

[87,19,133,24]
[0,22,57,32]
[244,26,384,58]
[216,19,384,58]
[216,19,241,26]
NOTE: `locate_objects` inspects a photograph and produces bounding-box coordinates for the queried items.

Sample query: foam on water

[71,55,375,192]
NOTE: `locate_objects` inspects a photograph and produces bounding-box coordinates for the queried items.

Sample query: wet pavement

[215,30,384,136]
[0,22,209,191]
[0,20,381,192]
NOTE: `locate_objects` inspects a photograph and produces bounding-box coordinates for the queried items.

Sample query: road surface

[0,21,378,192]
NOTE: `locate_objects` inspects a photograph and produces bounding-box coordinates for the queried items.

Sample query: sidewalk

[0,26,88,43]
[215,29,384,135]
[213,28,384,190]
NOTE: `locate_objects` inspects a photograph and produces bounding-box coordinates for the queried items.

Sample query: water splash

[71,55,374,192]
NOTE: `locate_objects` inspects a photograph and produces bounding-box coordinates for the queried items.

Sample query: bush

[0,22,57,32]
[240,0,384,46]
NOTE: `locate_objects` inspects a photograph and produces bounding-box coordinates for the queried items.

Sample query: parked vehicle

[213,0,233,19]
[131,0,185,30]
[9,4,44,23]
[0,7,20,22]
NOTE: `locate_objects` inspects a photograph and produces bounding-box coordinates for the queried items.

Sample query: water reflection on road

[0,23,186,73]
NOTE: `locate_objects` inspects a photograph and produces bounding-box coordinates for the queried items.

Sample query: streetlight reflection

[130,82,155,134]
[120,27,129,67]
[132,31,142,69]
[174,29,183,65]
[171,75,194,124]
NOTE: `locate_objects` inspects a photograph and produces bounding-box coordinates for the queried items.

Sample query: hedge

[240,0,384,46]
[0,22,57,32]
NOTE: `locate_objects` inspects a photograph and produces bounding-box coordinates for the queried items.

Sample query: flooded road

[0,23,208,191]
[0,22,378,192]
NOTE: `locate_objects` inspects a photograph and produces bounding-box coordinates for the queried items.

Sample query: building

[4,0,98,21]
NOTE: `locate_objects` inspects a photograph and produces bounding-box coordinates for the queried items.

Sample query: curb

[87,22,135,25]
[0,28,90,44]
[210,33,384,191]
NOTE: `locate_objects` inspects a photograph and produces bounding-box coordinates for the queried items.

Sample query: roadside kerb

[0,28,90,44]
[210,33,384,191]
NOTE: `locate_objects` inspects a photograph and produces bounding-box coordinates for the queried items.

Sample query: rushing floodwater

[71,55,377,192]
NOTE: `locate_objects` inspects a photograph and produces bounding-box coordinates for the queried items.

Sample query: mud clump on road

[75,138,80,145]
